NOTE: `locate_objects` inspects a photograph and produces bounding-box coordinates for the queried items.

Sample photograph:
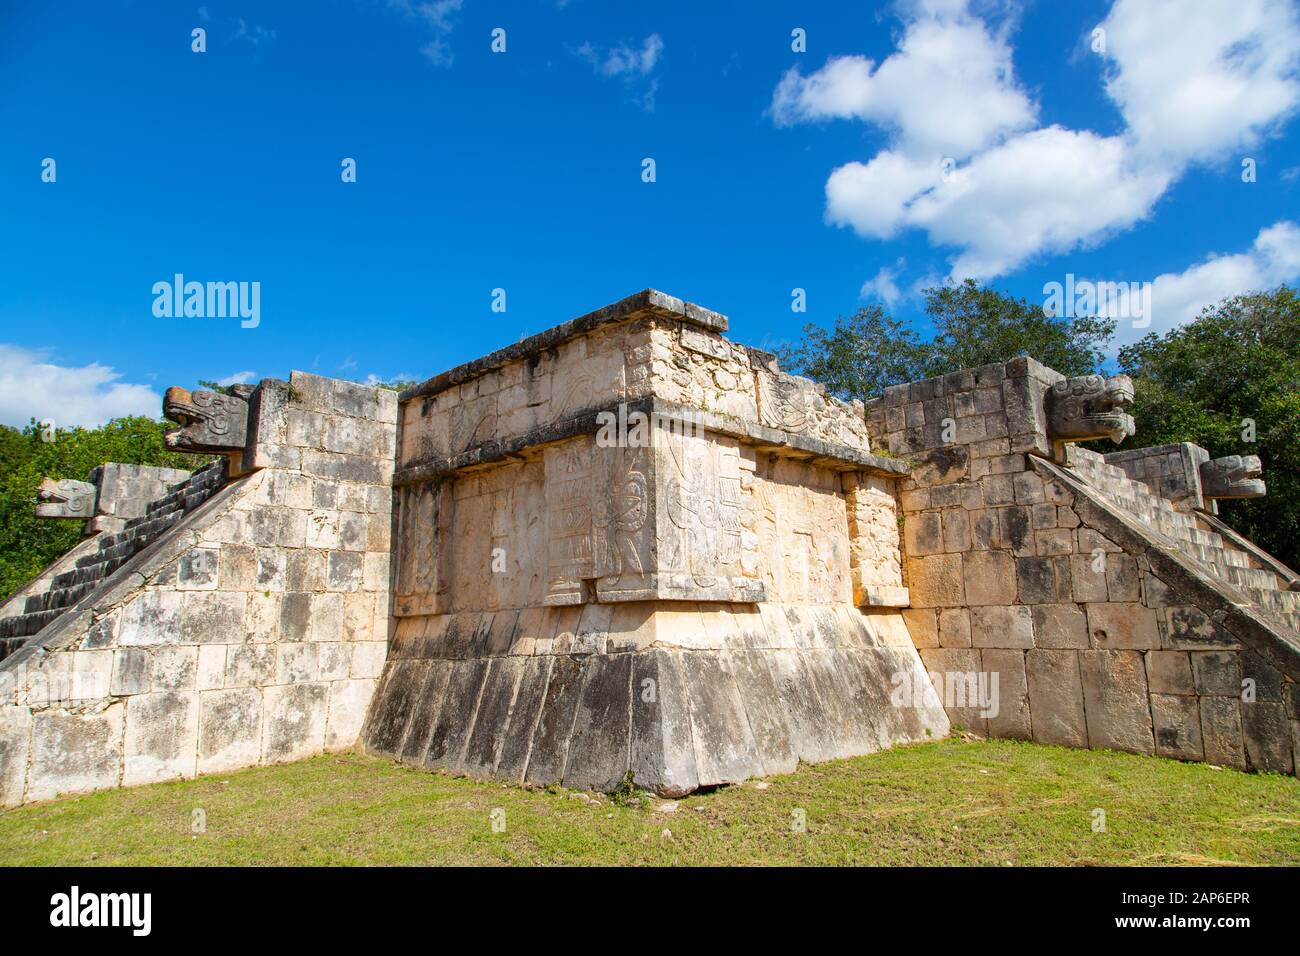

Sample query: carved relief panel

[654,425,762,602]
[394,480,446,616]
[543,438,596,605]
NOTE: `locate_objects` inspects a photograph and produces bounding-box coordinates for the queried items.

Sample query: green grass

[2,738,1297,865]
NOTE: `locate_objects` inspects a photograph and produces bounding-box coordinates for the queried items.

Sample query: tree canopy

[1116,287,1299,568]
[779,279,1116,401]
[0,417,209,602]
[780,281,1298,569]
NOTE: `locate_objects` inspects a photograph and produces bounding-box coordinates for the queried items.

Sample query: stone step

[0,459,227,655]
[0,608,61,640]
[42,581,98,611]
[1074,458,1298,632]
[1248,586,1300,614]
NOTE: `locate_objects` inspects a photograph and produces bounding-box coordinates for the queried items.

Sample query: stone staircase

[1068,449,1300,634]
[0,460,228,661]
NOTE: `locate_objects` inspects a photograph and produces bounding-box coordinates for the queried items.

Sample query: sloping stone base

[361,604,948,794]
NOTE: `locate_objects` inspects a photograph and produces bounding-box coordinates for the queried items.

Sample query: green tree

[779,281,1115,408]
[776,304,929,405]
[922,278,1115,377]
[1118,286,1300,569]
[0,417,209,602]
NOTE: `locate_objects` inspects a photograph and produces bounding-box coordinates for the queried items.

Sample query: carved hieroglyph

[592,443,651,582]
[544,439,596,605]
[541,437,656,604]
[753,459,852,605]
[395,426,768,611]
[756,370,811,432]
[655,427,754,599]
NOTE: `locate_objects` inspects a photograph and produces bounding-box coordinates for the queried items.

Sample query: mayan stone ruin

[0,289,1297,806]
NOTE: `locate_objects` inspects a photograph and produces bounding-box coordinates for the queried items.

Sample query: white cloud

[825,150,940,238]
[860,262,904,308]
[1101,0,1300,166]
[217,370,256,387]
[902,127,1172,278]
[776,0,1300,280]
[1102,220,1300,346]
[573,34,664,110]
[389,0,463,67]
[772,14,1035,158]
[0,345,160,429]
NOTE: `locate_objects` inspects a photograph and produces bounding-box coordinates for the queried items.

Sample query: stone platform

[362,290,948,792]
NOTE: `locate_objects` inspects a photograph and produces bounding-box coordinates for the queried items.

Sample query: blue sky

[2,0,1298,427]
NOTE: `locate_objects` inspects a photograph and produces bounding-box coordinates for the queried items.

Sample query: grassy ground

[1,738,1297,865]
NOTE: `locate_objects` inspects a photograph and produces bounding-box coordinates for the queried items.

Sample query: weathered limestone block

[917,647,987,735]
[981,648,1030,739]
[262,683,328,764]
[971,605,1033,648]
[1079,649,1154,754]
[1031,603,1088,649]
[0,706,33,806]
[1241,701,1295,774]
[123,690,198,785]
[1151,694,1204,760]
[962,551,1015,606]
[1085,602,1160,649]
[907,553,965,608]
[1026,649,1088,747]
[27,705,125,802]
[1145,650,1195,695]
[1200,696,1247,769]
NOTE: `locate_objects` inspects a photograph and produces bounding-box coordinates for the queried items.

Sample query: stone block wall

[1102,443,1207,513]
[90,463,195,533]
[366,290,945,794]
[866,358,1299,774]
[10,290,1293,806]
[0,372,397,805]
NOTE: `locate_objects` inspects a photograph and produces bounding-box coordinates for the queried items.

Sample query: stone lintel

[400,290,728,404]
[393,396,907,488]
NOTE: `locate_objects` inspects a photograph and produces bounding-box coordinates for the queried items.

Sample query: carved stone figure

[1046,374,1135,444]
[34,478,97,519]
[592,449,649,582]
[1200,455,1266,500]
[757,371,810,431]
[163,385,252,453]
